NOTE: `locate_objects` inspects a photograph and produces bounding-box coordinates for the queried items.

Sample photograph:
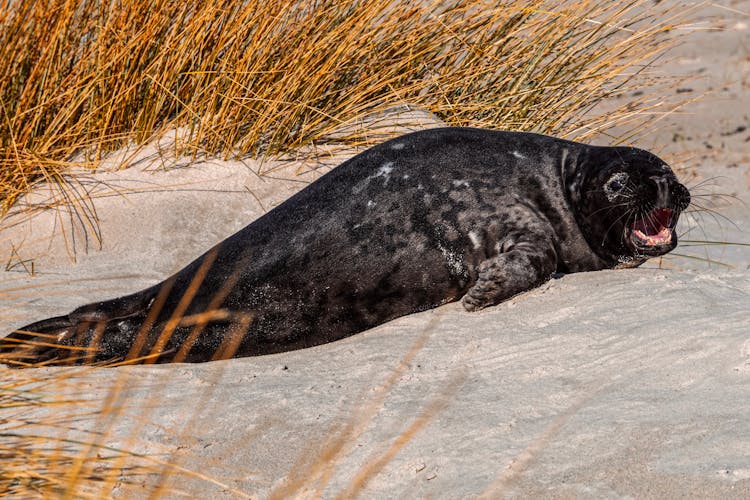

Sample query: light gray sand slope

[1,2,750,498]
[9,268,750,498]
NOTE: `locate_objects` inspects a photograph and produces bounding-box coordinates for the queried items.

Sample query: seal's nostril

[649,175,670,208]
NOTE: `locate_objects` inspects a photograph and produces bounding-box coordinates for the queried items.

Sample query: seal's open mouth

[630,208,675,249]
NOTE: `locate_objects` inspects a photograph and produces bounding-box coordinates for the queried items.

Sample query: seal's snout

[626,173,691,256]
[648,175,691,212]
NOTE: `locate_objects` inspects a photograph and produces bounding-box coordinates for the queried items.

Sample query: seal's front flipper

[462,234,557,312]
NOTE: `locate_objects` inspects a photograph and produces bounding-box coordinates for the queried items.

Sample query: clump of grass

[0,368,150,497]
[1,0,689,215]
[0,363,249,498]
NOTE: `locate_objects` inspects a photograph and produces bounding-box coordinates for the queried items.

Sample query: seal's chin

[628,208,677,255]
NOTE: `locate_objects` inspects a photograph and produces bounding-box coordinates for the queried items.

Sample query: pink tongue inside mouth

[632,208,674,246]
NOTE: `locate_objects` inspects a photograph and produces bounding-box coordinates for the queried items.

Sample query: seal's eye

[604,172,629,201]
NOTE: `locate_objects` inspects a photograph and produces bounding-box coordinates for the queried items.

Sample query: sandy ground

[1,2,750,498]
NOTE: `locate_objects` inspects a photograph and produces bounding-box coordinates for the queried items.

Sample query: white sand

[1,3,749,498]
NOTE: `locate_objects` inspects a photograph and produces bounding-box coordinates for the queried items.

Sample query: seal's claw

[461,293,483,312]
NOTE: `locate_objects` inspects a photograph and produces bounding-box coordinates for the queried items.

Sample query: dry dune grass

[1,363,251,498]
[1,0,690,214]
[1,366,158,498]
[0,0,700,496]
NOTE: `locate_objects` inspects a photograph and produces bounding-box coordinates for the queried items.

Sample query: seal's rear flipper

[1,287,162,368]
[0,316,101,367]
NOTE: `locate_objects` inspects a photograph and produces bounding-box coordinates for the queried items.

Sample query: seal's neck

[558,146,617,270]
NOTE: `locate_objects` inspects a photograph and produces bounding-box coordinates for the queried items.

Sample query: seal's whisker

[600,207,636,247]
[587,201,631,218]
[685,201,740,230]
[686,176,730,191]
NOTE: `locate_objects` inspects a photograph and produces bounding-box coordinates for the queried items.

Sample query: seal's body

[1,128,690,366]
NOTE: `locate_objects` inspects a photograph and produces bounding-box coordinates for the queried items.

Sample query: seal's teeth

[632,226,672,246]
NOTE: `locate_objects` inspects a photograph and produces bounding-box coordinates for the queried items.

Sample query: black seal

[1,128,690,366]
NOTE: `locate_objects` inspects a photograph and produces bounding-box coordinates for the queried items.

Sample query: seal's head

[571,146,691,265]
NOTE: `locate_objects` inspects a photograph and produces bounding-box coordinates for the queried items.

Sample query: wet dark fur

[1,128,690,366]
